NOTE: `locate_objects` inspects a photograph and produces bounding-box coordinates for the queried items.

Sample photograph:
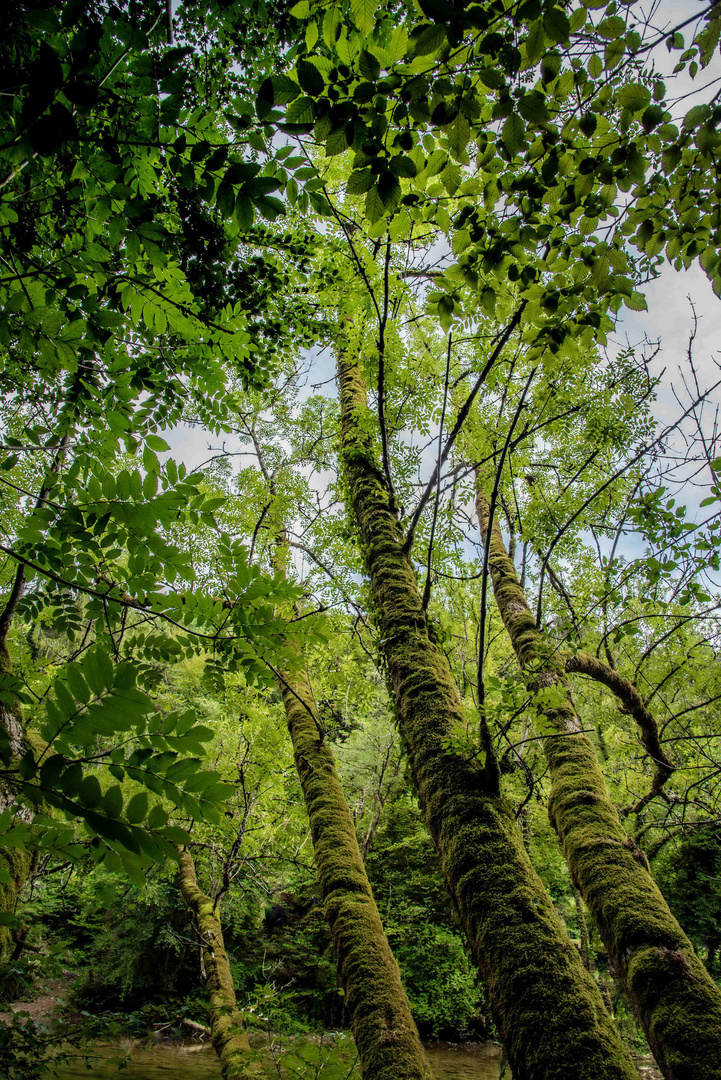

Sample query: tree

[3,0,721,1077]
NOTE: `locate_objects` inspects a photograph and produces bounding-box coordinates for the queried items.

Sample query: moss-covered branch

[475,483,721,1080]
[176,847,253,1079]
[338,351,640,1080]
[564,651,675,813]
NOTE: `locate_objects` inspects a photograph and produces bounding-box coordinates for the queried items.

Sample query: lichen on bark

[337,351,640,1080]
[475,482,721,1080]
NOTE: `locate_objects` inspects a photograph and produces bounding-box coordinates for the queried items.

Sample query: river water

[49,1038,506,1079]
[49,1038,661,1079]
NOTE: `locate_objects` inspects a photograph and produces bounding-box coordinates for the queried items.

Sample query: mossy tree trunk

[475,484,721,1080]
[279,658,435,1080]
[271,527,433,1080]
[177,847,254,1079]
[0,639,34,961]
[337,351,640,1080]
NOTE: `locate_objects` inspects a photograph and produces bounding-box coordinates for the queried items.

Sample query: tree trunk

[0,640,34,961]
[574,887,592,972]
[0,421,76,958]
[475,484,721,1080]
[176,848,254,1079]
[337,351,639,1080]
[279,661,435,1080]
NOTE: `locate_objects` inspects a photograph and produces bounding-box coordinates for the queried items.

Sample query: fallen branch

[183,1018,212,1037]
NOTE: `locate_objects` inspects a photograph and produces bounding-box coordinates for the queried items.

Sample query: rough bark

[338,352,639,1080]
[280,662,435,1080]
[176,847,254,1079]
[475,485,721,1080]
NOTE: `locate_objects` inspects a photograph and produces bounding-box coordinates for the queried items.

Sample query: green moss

[474,483,721,1078]
[338,354,640,1080]
[0,846,32,959]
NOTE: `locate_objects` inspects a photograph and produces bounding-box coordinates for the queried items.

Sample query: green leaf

[365,184,384,223]
[126,791,149,824]
[480,68,505,89]
[518,92,550,124]
[286,97,316,124]
[525,20,546,65]
[618,83,651,111]
[588,53,603,78]
[65,664,90,704]
[350,0,378,34]
[441,161,462,195]
[327,125,351,156]
[378,172,402,212]
[145,433,170,452]
[18,749,37,781]
[445,112,470,158]
[543,7,570,44]
[569,7,587,31]
[414,24,446,55]
[147,804,169,829]
[347,169,375,194]
[216,177,235,218]
[597,16,626,38]
[390,155,417,178]
[540,52,561,82]
[39,754,67,788]
[58,761,83,797]
[54,680,76,719]
[143,444,160,474]
[102,785,123,818]
[235,194,254,230]
[256,195,285,221]
[604,38,625,68]
[79,775,102,809]
[480,286,496,316]
[683,104,711,129]
[359,50,381,81]
[260,74,300,106]
[323,8,341,47]
[296,60,324,97]
[624,291,648,311]
[502,114,526,156]
[661,144,682,172]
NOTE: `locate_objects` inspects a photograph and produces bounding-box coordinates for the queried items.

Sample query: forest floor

[0,975,76,1024]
